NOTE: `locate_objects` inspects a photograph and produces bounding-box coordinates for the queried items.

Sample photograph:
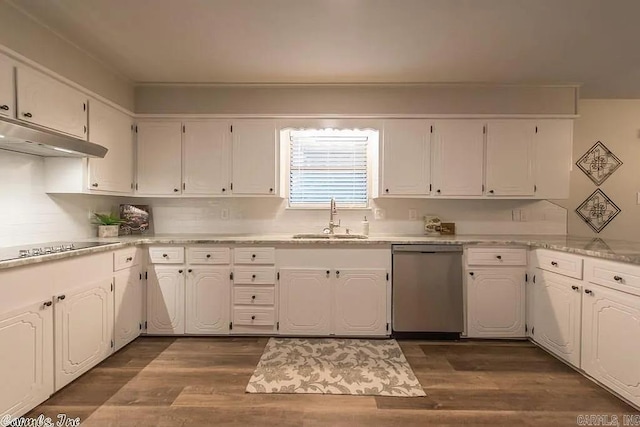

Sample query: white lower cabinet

[146,266,185,335]
[333,269,388,336]
[582,283,640,407]
[114,268,143,351]
[532,270,582,367]
[185,267,231,334]
[466,268,526,338]
[0,300,54,419]
[54,278,114,390]
[279,269,332,335]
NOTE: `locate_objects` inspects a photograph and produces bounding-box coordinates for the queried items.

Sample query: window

[287,128,376,208]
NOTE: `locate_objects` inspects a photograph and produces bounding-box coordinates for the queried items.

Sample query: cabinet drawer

[113,248,140,271]
[234,286,275,305]
[234,247,275,264]
[187,247,230,265]
[585,258,640,296]
[466,247,527,266]
[233,266,276,284]
[534,249,583,280]
[149,246,185,264]
[233,307,275,326]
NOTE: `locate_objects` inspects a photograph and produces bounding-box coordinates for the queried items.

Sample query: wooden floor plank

[21,336,638,427]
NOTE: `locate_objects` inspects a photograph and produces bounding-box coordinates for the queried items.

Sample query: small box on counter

[440,222,456,235]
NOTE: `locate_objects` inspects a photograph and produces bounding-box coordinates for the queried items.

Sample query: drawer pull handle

[0,104,9,111]
[162,254,168,258]
[23,112,32,118]
[43,301,53,307]
[188,269,193,273]
[126,257,133,262]
[178,269,183,273]
[251,315,256,320]
[496,255,502,260]
[252,274,256,280]
[251,295,256,300]
[585,289,593,295]
[614,275,623,282]
[251,254,256,259]
[57,295,66,301]
[551,261,558,267]
[206,254,211,258]
[469,272,474,276]
[571,285,579,291]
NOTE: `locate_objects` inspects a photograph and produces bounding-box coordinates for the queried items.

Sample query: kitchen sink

[292,233,368,240]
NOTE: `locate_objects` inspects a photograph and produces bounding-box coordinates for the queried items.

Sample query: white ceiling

[9,0,640,97]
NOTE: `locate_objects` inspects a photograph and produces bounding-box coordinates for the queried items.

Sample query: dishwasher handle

[393,244,463,253]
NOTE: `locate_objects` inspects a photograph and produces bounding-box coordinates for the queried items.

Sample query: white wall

[0,151,116,247]
[557,99,640,240]
[0,0,134,110]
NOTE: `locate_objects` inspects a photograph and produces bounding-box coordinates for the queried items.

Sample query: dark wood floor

[26,337,638,426]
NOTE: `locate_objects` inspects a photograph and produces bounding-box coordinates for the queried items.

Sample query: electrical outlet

[520,209,529,222]
[374,208,385,220]
[409,209,418,221]
[220,208,229,220]
[512,209,521,222]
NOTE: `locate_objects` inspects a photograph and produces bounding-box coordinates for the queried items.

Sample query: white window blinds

[289,129,370,208]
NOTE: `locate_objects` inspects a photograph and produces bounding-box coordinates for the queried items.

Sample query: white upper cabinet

[485,120,535,196]
[534,120,573,199]
[232,120,278,195]
[16,66,87,139]
[136,121,182,195]
[380,119,431,196]
[87,100,134,193]
[431,120,484,196]
[0,53,15,118]
[183,120,232,195]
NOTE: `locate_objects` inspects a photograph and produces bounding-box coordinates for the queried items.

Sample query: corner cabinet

[136,121,183,195]
[231,120,278,195]
[16,66,88,139]
[380,119,431,196]
[0,52,15,117]
[114,267,143,351]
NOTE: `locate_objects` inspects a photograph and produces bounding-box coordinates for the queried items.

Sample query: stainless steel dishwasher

[392,244,463,338]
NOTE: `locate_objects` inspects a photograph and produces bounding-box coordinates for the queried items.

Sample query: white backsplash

[0,150,567,247]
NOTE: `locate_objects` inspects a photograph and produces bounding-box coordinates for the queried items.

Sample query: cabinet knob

[188,269,193,273]
[206,254,211,258]
[251,295,256,300]
[178,269,184,273]
[126,257,133,262]
[162,254,168,258]
[585,289,593,295]
[92,183,99,187]
[469,272,474,276]
[222,188,226,192]
[252,274,256,279]
[43,300,53,307]
[551,261,558,267]
[22,112,32,118]
[571,285,579,291]
[251,254,256,259]
[614,275,623,282]
[385,189,389,193]
[269,188,273,193]
[57,295,66,301]
[251,315,256,320]
[326,270,330,276]
[336,270,340,277]
[173,188,179,192]
[0,105,9,111]
[496,255,502,260]
[436,189,441,194]
[488,190,495,194]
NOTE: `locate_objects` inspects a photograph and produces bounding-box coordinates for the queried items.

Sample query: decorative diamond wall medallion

[576,141,622,185]
[575,189,621,233]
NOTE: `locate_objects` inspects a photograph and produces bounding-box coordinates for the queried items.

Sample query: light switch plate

[409,209,418,220]
[374,208,385,220]
[220,208,229,220]
[511,209,521,222]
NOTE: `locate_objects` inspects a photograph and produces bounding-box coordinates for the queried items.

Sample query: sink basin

[292,233,368,240]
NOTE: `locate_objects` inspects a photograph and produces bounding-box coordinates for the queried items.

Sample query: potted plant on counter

[93,212,123,238]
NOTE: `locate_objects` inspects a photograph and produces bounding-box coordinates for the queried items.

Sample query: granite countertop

[2,233,640,270]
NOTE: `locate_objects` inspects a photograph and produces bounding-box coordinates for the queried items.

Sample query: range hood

[0,116,108,158]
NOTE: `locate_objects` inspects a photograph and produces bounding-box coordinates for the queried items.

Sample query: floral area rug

[246,338,426,397]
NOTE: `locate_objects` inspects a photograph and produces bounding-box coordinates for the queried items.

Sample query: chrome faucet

[323,197,341,234]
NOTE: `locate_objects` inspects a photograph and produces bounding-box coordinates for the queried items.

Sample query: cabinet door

[232,120,277,195]
[0,300,54,419]
[185,267,230,334]
[466,268,526,338]
[87,100,134,193]
[333,269,388,336]
[114,268,142,351]
[279,269,331,335]
[136,121,182,195]
[534,120,573,199]
[54,278,114,390]
[0,53,14,118]
[582,284,640,407]
[533,271,582,367]
[381,120,430,195]
[146,266,185,334]
[485,120,535,196]
[16,66,87,139]
[183,121,232,195]
[431,120,484,196]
